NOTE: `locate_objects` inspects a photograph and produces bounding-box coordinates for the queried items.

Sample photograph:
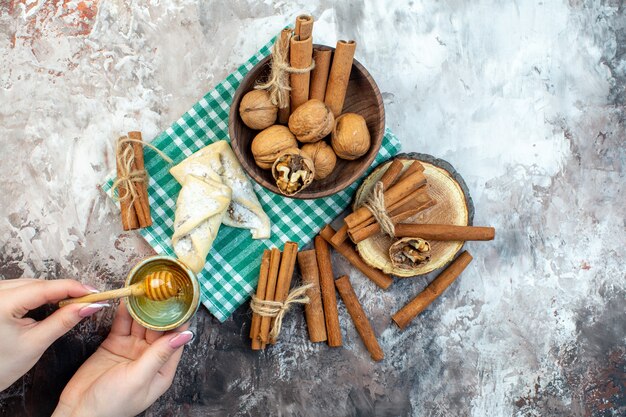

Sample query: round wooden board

[354,153,474,277]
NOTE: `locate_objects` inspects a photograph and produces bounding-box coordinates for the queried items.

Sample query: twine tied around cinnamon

[363,181,396,237]
[250,283,313,341]
[254,31,315,109]
[111,137,173,223]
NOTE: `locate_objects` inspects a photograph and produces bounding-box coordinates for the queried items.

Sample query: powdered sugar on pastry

[172,175,231,273]
[170,140,271,239]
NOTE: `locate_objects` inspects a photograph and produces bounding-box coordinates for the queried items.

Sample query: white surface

[0,1,624,416]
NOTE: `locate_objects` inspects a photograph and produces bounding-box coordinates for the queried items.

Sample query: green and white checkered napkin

[102,37,401,322]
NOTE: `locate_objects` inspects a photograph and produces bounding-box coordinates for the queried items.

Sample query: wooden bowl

[354,153,475,277]
[229,45,385,199]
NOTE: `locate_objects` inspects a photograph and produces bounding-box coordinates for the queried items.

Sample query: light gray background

[0,1,624,416]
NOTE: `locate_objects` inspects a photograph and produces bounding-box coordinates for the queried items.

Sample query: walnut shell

[271,148,315,196]
[251,125,297,169]
[239,90,278,130]
[331,113,371,160]
[389,237,431,271]
[301,141,337,180]
[288,99,334,143]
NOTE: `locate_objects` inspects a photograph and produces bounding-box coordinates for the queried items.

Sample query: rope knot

[255,31,315,109]
[363,181,396,237]
[250,283,313,341]
[111,138,144,204]
[111,137,173,225]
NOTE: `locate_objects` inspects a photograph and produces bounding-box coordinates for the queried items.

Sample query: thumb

[29,303,109,346]
[130,330,194,383]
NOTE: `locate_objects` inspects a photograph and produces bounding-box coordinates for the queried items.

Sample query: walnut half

[271,148,315,196]
[389,237,431,270]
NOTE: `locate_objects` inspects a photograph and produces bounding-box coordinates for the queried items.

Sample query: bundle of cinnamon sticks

[330,158,497,249]
[331,159,435,246]
[250,242,299,350]
[282,14,357,118]
[116,131,152,231]
[249,237,343,350]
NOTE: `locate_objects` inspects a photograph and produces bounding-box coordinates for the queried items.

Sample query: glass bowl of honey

[124,256,199,331]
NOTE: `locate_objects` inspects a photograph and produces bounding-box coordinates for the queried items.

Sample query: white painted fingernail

[82,284,100,293]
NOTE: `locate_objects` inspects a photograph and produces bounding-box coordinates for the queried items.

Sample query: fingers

[27,302,109,346]
[0,278,39,291]
[7,279,94,317]
[109,301,133,337]
[128,329,193,390]
[145,329,164,345]
[145,321,190,344]
[156,323,190,375]
[131,319,147,340]
[148,341,185,398]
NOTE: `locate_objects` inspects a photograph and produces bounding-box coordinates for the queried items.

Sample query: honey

[125,256,199,331]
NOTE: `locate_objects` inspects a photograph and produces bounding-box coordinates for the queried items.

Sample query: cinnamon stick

[269,242,299,344]
[128,131,152,228]
[335,275,384,361]
[290,34,313,111]
[277,28,292,124]
[379,159,406,189]
[348,187,436,243]
[297,250,327,343]
[319,225,393,290]
[309,48,332,101]
[329,224,349,247]
[251,250,270,350]
[395,160,425,183]
[390,191,435,215]
[392,251,473,329]
[314,236,342,347]
[116,136,139,231]
[344,170,427,229]
[394,224,496,241]
[294,14,313,40]
[335,159,406,240]
[336,160,417,244]
[348,200,437,243]
[336,160,423,241]
[386,185,431,214]
[273,242,299,304]
[258,248,281,344]
[324,40,356,117]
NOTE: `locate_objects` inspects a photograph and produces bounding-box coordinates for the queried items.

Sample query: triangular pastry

[171,175,231,273]
[170,140,271,239]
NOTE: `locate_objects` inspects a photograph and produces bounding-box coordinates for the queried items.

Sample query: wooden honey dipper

[58,271,185,307]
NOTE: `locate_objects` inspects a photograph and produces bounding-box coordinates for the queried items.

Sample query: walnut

[301,141,337,180]
[288,99,334,143]
[251,125,297,169]
[389,237,431,271]
[239,90,278,130]
[331,113,371,160]
[271,148,315,196]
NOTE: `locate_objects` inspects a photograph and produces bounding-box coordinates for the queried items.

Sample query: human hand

[53,301,193,417]
[0,278,106,391]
